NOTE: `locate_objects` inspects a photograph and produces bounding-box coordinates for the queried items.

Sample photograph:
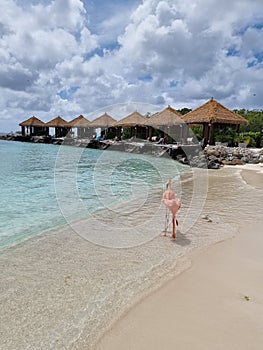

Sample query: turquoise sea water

[3,140,263,349]
[0,140,185,249]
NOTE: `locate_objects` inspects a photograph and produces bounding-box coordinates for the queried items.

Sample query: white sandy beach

[1,164,262,350]
[96,165,263,350]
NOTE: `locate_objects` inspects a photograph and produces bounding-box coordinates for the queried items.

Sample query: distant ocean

[0,140,186,249]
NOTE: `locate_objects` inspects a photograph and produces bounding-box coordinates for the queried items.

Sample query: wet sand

[229,163,263,190]
[1,165,263,350]
[96,165,263,350]
[241,169,263,190]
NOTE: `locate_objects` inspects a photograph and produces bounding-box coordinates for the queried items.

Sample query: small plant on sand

[244,295,250,301]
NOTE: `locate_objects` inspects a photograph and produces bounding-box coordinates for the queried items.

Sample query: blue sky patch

[84,42,120,60]
[226,48,239,57]
[235,21,263,36]
[255,52,263,63]
[247,60,257,68]
[251,22,263,30]
[138,74,153,82]
[58,86,79,100]
[248,52,263,68]
[169,80,178,88]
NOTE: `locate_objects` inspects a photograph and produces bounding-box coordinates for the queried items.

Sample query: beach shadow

[173,231,191,246]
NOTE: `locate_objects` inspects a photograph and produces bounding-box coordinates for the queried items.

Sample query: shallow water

[0,140,62,247]
[0,140,185,248]
[0,141,263,350]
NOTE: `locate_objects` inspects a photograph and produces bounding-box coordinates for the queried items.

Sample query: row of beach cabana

[19,98,248,145]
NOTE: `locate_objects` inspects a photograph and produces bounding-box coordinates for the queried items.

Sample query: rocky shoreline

[188,145,263,168]
[1,134,262,169]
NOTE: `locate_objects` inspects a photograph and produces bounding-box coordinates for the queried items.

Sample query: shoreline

[1,164,262,349]
[241,170,263,190]
[1,138,263,170]
[96,221,263,350]
[95,165,263,350]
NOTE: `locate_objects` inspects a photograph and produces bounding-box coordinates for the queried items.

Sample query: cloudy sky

[1,0,263,132]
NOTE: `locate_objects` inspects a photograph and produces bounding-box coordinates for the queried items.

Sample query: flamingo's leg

[171,215,176,239]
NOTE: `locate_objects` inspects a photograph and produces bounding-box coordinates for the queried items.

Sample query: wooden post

[203,123,209,143]
[208,123,214,145]
[147,126,152,140]
[116,127,121,139]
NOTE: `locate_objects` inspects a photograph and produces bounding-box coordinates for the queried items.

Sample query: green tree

[190,125,203,141]
[177,108,192,115]
[236,109,263,133]
[215,127,237,146]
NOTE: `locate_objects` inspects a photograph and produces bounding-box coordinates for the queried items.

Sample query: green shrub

[215,127,237,146]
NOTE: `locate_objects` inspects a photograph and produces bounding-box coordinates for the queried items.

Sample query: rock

[201,214,213,222]
[178,145,263,169]
[205,149,216,156]
[208,155,218,161]
[190,155,208,168]
[222,159,243,165]
[208,161,220,169]
[241,156,249,163]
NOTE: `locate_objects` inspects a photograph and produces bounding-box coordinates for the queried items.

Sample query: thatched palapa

[90,113,116,128]
[145,106,183,127]
[67,115,90,128]
[89,113,116,139]
[19,116,46,127]
[145,106,184,142]
[45,116,69,128]
[45,116,70,138]
[68,115,91,138]
[114,111,147,139]
[182,98,248,145]
[19,116,48,136]
[114,111,147,127]
[182,99,248,125]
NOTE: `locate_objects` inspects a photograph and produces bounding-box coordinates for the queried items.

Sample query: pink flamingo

[162,179,181,239]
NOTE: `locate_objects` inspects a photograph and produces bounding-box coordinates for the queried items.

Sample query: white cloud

[241,27,263,57]
[114,0,263,107]
[47,0,86,30]
[0,0,263,132]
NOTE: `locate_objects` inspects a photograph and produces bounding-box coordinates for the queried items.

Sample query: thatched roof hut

[19,116,46,127]
[145,106,183,127]
[19,116,48,136]
[45,116,70,128]
[144,106,184,142]
[67,115,91,138]
[182,98,248,125]
[114,111,148,139]
[114,111,147,127]
[182,99,249,145]
[67,115,91,128]
[45,116,70,138]
[90,113,116,128]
